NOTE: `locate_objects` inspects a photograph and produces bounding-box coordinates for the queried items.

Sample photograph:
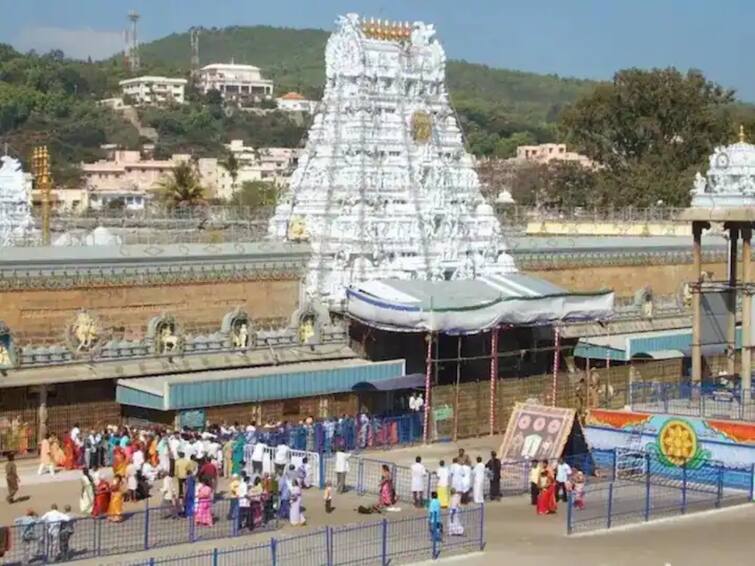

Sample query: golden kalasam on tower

[360,18,411,42]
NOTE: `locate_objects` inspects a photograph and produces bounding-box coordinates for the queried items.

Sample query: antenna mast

[190,27,201,79]
[126,10,141,73]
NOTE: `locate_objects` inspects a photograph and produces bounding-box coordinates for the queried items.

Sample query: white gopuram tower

[0,154,35,246]
[268,14,516,306]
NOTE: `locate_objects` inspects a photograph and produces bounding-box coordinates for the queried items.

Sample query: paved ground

[3,436,754,566]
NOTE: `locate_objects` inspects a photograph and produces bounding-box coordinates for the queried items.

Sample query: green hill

[136,25,598,154]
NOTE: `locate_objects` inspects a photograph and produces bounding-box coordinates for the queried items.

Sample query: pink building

[81,149,220,210]
[515,143,595,168]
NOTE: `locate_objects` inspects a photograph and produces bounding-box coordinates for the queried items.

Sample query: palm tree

[156,162,206,208]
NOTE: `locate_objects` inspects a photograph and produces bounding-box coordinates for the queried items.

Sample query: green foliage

[140,104,309,158]
[230,180,280,211]
[156,161,206,207]
[137,27,601,156]
[509,161,600,208]
[560,68,736,207]
[0,43,139,185]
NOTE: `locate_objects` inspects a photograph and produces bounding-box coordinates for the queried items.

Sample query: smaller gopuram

[683,126,755,401]
[0,154,35,246]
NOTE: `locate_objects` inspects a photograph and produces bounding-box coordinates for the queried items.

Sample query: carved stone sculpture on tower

[0,155,35,246]
[268,13,515,306]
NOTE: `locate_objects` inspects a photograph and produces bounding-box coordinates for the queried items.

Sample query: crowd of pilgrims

[37,422,318,528]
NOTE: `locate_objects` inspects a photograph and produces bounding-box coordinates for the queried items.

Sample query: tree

[156,161,206,208]
[219,151,240,194]
[230,180,279,212]
[508,161,600,208]
[560,68,735,207]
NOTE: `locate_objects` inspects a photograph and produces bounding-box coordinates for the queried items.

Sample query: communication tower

[190,27,201,79]
[126,10,141,73]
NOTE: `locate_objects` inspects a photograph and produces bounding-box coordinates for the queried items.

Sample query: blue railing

[242,413,423,454]
[125,507,485,565]
[1,497,279,565]
[319,449,618,505]
[630,382,755,421]
[568,452,755,534]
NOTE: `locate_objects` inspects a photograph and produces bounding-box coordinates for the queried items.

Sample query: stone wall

[1,278,300,344]
[523,261,726,298]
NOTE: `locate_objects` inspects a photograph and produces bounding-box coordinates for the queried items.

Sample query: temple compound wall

[0,242,363,451]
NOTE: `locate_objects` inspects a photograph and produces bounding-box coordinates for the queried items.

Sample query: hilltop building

[79,148,221,210]
[119,76,187,106]
[216,140,300,200]
[276,92,318,113]
[198,63,274,102]
[514,143,595,168]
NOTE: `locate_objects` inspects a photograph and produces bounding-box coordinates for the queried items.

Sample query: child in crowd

[324,481,334,513]
[572,469,586,510]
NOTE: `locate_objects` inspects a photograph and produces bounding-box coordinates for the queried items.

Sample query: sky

[1,0,754,100]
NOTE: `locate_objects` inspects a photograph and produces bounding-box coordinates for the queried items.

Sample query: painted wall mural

[586,408,755,467]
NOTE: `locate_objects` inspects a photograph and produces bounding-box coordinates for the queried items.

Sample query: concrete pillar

[691,222,706,383]
[727,226,740,376]
[742,226,752,403]
[37,384,48,443]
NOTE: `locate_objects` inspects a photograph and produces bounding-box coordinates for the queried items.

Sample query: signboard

[498,403,576,462]
[179,409,206,430]
[433,405,453,421]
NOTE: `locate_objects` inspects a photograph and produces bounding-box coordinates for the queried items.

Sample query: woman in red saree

[536,462,558,515]
[378,464,396,507]
[112,446,128,478]
[63,434,77,470]
[93,476,111,517]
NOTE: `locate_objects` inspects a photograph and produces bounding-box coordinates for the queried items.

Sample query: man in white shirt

[472,456,486,504]
[131,447,145,469]
[237,474,250,529]
[555,458,572,503]
[274,443,289,476]
[408,393,417,412]
[251,441,266,474]
[70,424,81,448]
[410,455,428,508]
[459,460,472,504]
[193,438,205,460]
[334,450,350,493]
[415,394,424,413]
[168,433,181,461]
[41,504,70,560]
[450,457,463,495]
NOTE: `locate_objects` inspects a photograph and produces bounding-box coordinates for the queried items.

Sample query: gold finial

[739,124,747,143]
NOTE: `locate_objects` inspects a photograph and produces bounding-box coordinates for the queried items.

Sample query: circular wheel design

[658,419,697,466]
